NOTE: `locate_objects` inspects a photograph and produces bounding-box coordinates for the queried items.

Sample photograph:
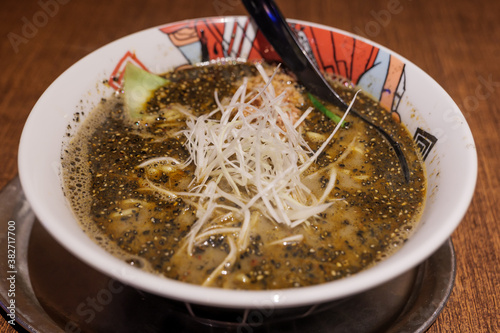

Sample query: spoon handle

[242,0,410,182]
[241,0,347,109]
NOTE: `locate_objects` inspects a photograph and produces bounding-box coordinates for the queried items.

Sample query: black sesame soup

[62,62,426,290]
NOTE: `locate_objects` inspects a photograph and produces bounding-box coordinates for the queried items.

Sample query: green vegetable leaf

[123,62,169,119]
[307,93,345,127]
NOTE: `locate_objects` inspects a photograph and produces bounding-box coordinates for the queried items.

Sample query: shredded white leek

[138,63,360,283]
[269,234,304,246]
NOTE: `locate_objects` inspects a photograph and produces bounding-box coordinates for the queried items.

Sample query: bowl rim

[18,16,478,309]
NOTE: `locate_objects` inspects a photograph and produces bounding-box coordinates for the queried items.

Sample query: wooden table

[1,0,498,332]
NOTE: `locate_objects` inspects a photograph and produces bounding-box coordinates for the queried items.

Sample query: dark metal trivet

[0,177,455,333]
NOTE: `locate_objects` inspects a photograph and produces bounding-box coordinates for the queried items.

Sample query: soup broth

[62,62,426,290]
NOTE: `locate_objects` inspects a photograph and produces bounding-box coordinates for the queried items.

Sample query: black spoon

[241,0,410,182]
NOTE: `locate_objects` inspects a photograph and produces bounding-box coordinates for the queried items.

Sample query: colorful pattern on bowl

[107,17,437,161]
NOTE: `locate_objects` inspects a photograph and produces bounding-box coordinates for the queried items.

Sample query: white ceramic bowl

[18,17,477,309]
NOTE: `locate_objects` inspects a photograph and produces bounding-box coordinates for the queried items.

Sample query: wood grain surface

[1,0,498,332]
